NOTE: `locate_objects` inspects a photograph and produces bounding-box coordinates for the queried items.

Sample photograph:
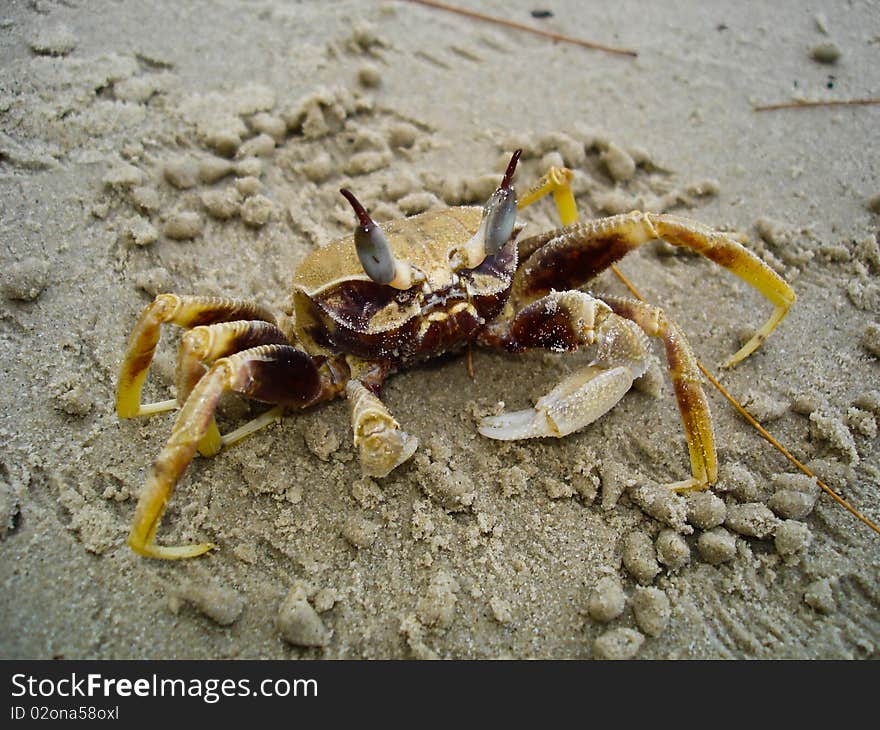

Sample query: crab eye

[462,149,520,264]
[483,184,517,255]
[484,150,521,254]
[340,188,411,289]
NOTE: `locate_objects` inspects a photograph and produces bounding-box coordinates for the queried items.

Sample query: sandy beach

[1,0,878,659]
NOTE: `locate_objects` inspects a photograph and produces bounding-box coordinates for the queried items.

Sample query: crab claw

[347,380,419,477]
[340,188,412,289]
[478,365,635,440]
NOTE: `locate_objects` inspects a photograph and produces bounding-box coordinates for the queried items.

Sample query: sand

[1,0,878,660]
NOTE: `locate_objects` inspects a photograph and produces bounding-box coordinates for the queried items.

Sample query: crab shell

[292,206,519,364]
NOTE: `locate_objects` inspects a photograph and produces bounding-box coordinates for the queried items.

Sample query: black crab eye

[340,188,397,285]
[483,149,520,255]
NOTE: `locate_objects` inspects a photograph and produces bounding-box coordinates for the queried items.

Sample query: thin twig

[609,264,880,536]
[754,98,880,112]
[697,363,880,535]
[403,0,638,57]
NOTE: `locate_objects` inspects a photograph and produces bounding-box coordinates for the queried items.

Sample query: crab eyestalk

[340,188,412,290]
[462,149,521,266]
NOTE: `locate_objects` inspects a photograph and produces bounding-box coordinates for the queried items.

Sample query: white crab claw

[478,408,555,440]
[478,365,635,441]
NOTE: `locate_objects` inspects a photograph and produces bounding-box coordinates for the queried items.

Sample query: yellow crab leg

[515,163,794,366]
[129,344,329,559]
[176,320,289,456]
[518,165,578,225]
[513,212,795,365]
[601,295,717,490]
[116,294,277,419]
[646,214,795,366]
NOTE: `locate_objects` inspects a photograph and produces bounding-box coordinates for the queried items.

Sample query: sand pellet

[632,587,671,637]
[238,133,276,158]
[163,157,201,189]
[163,211,203,240]
[198,156,235,184]
[768,489,818,520]
[697,527,738,564]
[416,570,459,628]
[593,628,644,660]
[810,42,841,64]
[1,258,49,301]
[862,322,880,358]
[177,580,244,626]
[686,491,727,530]
[715,463,759,501]
[725,502,779,539]
[587,575,626,623]
[277,588,328,647]
[249,112,287,143]
[774,520,812,557]
[201,187,242,220]
[655,529,690,570]
[804,578,836,614]
[601,142,636,182]
[235,157,263,178]
[622,531,661,585]
[245,188,274,223]
[357,63,382,88]
[130,186,160,213]
[103,162,144,189]
[120,217,158,247]
[809,411,859,464]
[341,514,380,548]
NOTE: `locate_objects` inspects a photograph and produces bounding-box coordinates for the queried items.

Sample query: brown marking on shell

[318,279,419,332]
[295,287,422,361]
[293,234,518,364]
[415,302,483,358]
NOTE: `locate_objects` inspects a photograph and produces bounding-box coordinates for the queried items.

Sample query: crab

[116,150,795,559]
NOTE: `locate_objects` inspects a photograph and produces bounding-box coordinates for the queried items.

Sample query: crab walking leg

[116,294,277,419]
[512,212,795,366]
[478,290,650,440]
[518,165,578,226]
[346,380,419,478]
[129,344,331,559]
[602,295,718,491]
[176,320,291,456]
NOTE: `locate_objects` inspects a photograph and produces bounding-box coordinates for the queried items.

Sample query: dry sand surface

[1,0,879,660]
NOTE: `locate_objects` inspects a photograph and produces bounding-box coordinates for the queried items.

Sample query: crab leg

[601,295,717,491]
[176,320,290,456]
[513,165,792,366]
[518,164,578,226]
[479,289,715,490]
[129,344,338,559]
[116,294,277,419]
[512,212,794,366]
